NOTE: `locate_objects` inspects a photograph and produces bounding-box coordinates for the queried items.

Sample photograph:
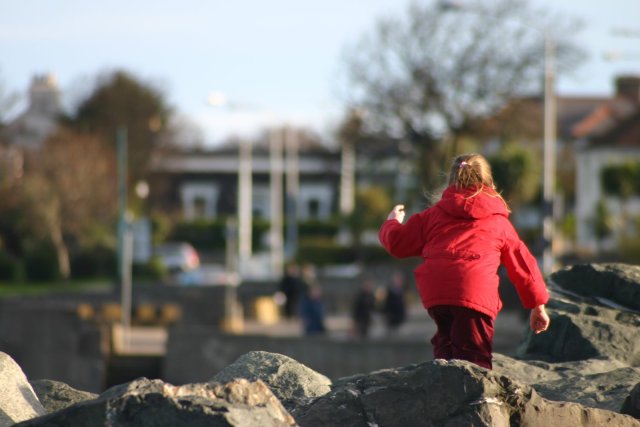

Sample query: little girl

[379,153,550,369]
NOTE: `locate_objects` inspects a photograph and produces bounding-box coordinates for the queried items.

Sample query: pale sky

[1,0,639,144]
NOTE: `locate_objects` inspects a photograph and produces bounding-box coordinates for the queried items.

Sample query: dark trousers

[427,305,494,369]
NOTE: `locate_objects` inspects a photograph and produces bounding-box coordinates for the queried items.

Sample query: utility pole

[269,128,284,279]
[237,138,252,276]
[542,36,557,276]
[285,127,299,260]
[117,127,132,350]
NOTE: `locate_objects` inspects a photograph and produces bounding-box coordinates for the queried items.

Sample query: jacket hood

[436,185,509,219]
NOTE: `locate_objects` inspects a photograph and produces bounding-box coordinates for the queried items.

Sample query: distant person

[299,285,326,336]
[383,272,407,333]
[279,263,304,319]
[379,153,550,370]
[352,278,377,339]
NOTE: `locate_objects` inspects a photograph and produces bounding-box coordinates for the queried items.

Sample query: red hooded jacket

[379,185,549,319]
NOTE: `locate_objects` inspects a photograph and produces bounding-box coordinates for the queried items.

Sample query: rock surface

[551,263,640,310]
[623,383,640,419]
[517,264,640,365]
[15,377,297,427]
[211,350,331,409]
[0,352,46,426]
[30,379,98,414]
[9,262,640,426]
[493,354,640,413]
[294,359,639,427]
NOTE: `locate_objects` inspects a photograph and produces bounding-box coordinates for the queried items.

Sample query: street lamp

[208,92,253,278]
[439,0,557,275]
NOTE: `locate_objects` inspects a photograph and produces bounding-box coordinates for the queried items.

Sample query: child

[378,153,550,369]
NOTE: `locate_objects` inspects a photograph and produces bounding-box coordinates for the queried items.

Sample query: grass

[0,278,113,298]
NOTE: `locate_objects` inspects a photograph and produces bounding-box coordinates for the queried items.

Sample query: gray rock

[15,377,297,427]
[29,379,98,414]
[494,354,640,413]
[295,359,640,427]
[623,382,640,419]
[551,263,640,310]
[516,287,640,365]
[0,352,46,426]
[210,351,331,409]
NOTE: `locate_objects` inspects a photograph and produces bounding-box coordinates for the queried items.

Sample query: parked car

[154,242,200,273]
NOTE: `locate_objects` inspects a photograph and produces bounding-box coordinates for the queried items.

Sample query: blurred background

[0,0,639,392]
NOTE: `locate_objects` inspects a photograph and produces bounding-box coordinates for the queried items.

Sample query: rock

[210,351,331,409]
[15,377,297,427]
[516,282,640,365]
[0,352,46,426]
[622,382,640,419]
[29,379,98,414]
[494,354,640,413]
[551,263,640,310]
[294,359,640,427]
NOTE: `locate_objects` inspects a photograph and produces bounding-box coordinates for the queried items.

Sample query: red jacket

[379,185,549,319]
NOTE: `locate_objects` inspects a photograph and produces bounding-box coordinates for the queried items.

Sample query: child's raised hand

[530,304,550,334]
[387,205,406,223]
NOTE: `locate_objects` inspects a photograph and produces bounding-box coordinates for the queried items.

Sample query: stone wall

[163,326,432,384]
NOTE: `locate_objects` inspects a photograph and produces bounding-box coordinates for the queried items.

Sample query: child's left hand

[387,205,406,223]
[530,305,550,334]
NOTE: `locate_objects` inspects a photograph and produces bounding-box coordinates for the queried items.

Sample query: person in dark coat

[383,272,407,333]
[352,278,377,339]
[279,263,304,319]
[299,284,326,335]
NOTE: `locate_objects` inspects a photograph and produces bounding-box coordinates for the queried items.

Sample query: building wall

[575,147,640,252]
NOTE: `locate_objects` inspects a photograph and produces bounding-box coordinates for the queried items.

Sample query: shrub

[70,245,117,279]
[24,243,60,282]
[0,251,22,282]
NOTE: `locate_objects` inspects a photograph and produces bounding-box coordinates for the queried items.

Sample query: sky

[1,0,639,145]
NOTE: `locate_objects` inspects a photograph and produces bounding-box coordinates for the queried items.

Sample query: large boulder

[622,383,640,419]
[516,264,640,365]
[294,359,640,426]
[493,354,640,414]
[15,377,297,427]
[551,263,640,310]
[29,379,98,414]
[0,352,46,426]
[211,351,331,409]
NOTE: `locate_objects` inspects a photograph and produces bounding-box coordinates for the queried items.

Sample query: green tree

[348,186,392,246]
[340,0,584,192]
[489,143,540,208]
[65,70,176,195]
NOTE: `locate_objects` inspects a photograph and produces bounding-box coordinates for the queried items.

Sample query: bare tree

[340,0,584,191]
[19,128,116,279]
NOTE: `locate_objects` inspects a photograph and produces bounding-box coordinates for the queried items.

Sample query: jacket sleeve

[378,213,424,259]
[500,223,549,309]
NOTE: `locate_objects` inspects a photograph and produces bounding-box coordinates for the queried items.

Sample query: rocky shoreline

[3,263,640,426]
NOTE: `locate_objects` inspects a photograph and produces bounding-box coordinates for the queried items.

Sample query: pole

[237,139,252,276]
[117,127,132,349]
[285,127,299,260]
[340,140,356,216]
[542,36,557,276]
[269,128,285,279]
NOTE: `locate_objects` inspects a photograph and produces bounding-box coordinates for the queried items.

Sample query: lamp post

[542,36,557,276]
[208,92,253,278]
[284,127,299,260]
[269,128,285,279]
[439,0,557,275]
[116,126,132,350]
[237,138,253,276]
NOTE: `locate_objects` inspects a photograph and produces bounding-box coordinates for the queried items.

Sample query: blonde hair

[448,153,510,211]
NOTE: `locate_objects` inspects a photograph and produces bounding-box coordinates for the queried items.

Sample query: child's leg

[448,306,494,369]
[427,306,454,360]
